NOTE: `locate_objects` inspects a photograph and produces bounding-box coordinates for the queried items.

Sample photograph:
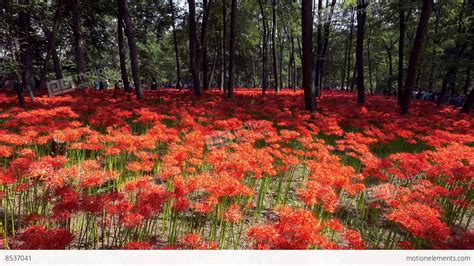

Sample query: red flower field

[0,89,472,249]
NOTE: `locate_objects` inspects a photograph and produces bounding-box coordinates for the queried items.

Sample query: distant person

[151,80,158,90]
[104,79,110,90]
[115,79,124,90]
[94,80,100,90]
[98,80,104,90]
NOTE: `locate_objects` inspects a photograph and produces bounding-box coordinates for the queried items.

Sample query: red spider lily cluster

[0,89,472,250]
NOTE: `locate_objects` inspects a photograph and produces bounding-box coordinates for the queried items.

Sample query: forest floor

[0,89,472,249]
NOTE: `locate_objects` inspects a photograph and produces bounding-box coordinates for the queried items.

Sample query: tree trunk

[400,0,433,114]
[117,14,130,90]
[383,41,396,92]
[72,0,86,89]
[460,88,473,114]
[415,69,421,91]
[436,1,467,107]
[464,66,471,95]
[169,0,181,89]
[346,9,355,93]
[279,37,284,88]
[209,51,218,87]
[51,47,62,80]
[302,0,316,112]
[351,67,356,92]
[271,0,280,92]
[437,67,456,107]
[290,31,296,90]
[201,0,213,90]
[384,43,393,93]
[288,29,295,90]
[356,0,367,105]
[258,0,268,95]
[318,0,337,95]
[427,3,441,92]
[367,16,373,94]
[340,12,349,90]
[18,1,35,101]
[227,0,237,98]
[118,0,143,99]
[187,0,201,96]
[39,0,63,90]
[397,0,406,105]
[44,29,63,80]
[314,0,323,97]
[221,0,227,92]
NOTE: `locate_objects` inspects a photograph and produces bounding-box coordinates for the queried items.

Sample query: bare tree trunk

[201,0,213,90]
[288,29,295,90]
[187,0,201,96]
[221,0,227,93]
[400,0,433,114]
[72,0,86,89]
[351,67,356,92]
[314,0,323,97]
[271,0,280,92]
[436,1,467,107]
[290,31,296,90]
[464,66,471,95]
[302,0,316,112]
[356,0,367,105]
[340,11,349,90]
[39,0,63,90]
[367,16,373,94]
[437,67,456,107]
[427,3,441,92]
[44,29,63,80]
[397,0,406,104]
[227,0,237,98]
[169,0,181,89]
[209,51,218,87]
[118,0,143,99]
[258,0,268,95]
[415,69,422,91]
[279,37,284,88]
[346,9,355,93]
[460,87,473,113]
[18,1,35,101]
[318,0,336,95]
[384,44,393,93]
[117,14,130,90]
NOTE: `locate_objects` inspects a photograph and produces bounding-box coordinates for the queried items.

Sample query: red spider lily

[52,186,80,220]
[386,203,450,246]
[1,89,472,250]
[223,204,243,223]
[121,213,144,228]
[0,168,15,185]
[173,197,190,212]
[298,181,338,213]
[248,207,325,249]
[133,188,171,218]
[344,230,366,250]
[326,219,345,233]
[0,145,13,157]
[14,226,74,249]
[182,234,218,250]
[124,241,153,250]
